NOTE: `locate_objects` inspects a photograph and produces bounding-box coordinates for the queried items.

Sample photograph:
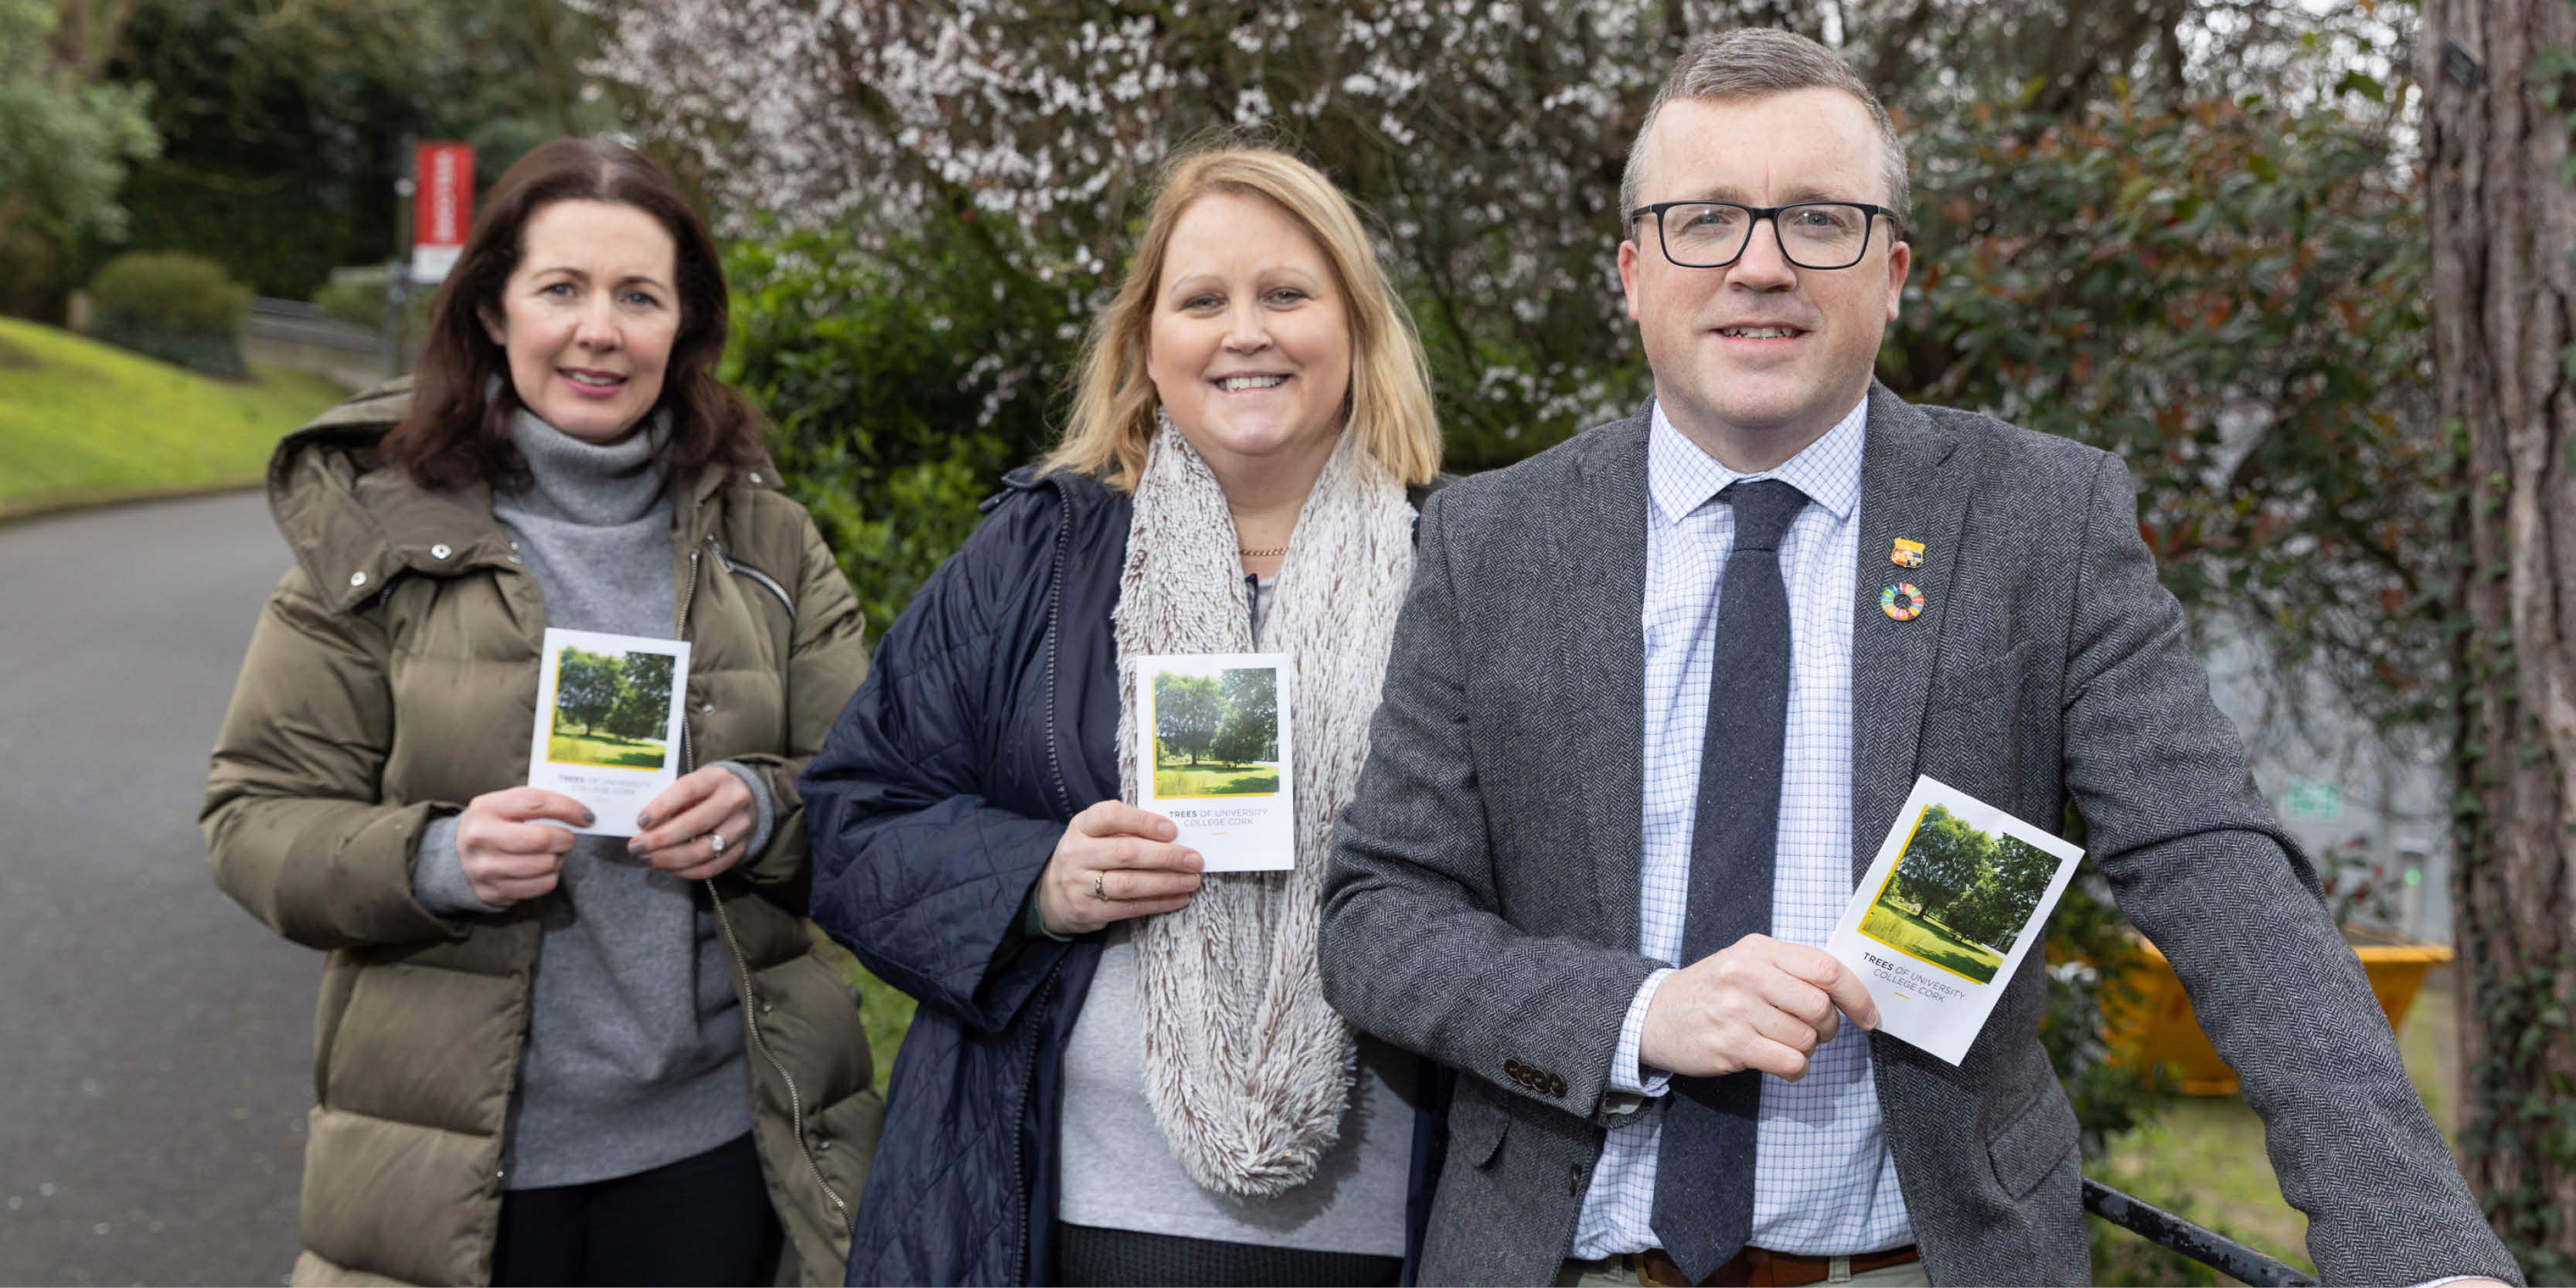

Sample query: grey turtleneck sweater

[410,407,774,1189]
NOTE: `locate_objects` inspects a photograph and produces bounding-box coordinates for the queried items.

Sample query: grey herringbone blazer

[1319,386,2520,1286]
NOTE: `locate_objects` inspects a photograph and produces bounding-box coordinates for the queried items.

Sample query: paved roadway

[0,490,312,1285]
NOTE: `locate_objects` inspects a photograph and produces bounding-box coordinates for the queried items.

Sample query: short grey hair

[1619,28,1909,236]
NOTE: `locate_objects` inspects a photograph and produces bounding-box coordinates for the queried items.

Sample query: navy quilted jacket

[804,465,1127,1286]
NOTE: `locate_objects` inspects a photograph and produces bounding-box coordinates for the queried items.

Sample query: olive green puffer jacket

[203,382,880,1286]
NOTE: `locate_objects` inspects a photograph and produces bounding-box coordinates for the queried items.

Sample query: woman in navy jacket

[805,462,1131,1285]
[803,147,1448,1287]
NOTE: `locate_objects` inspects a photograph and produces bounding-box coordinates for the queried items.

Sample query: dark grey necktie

[1651,477,1809,1282]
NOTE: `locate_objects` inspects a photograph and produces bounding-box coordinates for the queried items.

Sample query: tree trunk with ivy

[2423,0,2576,1277]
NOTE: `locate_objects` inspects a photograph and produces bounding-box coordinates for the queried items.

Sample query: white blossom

[575,0,2357,447]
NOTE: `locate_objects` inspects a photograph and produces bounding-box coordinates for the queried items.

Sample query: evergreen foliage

[84,250,250,376]
[0,0,158,252]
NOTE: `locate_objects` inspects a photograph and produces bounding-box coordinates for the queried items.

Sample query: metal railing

[2085,1177,2319,1286]
[243,297,389,390]
[248,297,381,353]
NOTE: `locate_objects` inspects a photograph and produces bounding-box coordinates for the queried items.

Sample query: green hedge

[85,250,250,377]
[725,227,1084,634]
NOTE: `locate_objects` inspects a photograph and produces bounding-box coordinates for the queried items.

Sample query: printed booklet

[1131,652,1295,872]
[1826,775,2085,1065]
[527,627,691,837]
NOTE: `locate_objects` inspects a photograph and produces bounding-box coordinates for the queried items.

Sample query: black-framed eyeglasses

[1628,200,1901,270]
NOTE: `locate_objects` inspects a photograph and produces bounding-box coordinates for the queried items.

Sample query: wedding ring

[1092,872,1108,902]
[710,833,727,855]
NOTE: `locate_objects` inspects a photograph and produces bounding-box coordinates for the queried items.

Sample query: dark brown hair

[384,138,760,489]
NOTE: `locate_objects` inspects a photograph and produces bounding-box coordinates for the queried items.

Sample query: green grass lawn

[1858,899,2007,984]
[1152,757,1280,797]
[805,923,913,1095]
[546,730,669,770]
[0,318,351,515]
[2090,973,2460,1284]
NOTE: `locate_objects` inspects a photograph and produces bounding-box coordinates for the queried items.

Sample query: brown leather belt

[1629,1244,1921,1287]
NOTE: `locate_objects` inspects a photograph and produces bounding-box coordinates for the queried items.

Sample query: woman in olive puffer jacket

[202,138,878,1287]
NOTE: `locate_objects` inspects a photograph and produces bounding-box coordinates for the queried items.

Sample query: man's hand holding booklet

[1640,775,2082,1081]
[1825,775,2086,1065]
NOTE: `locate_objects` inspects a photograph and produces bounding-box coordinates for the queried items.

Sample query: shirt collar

[1646,395,1867,528]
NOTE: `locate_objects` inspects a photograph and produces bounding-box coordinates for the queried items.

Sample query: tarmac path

[0,490,312,1285]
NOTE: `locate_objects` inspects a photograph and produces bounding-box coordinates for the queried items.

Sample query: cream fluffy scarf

[1114,419,1417,1197]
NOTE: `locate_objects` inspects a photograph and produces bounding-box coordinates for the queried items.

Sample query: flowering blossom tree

[584,0,2396,465]
[586,0,1725,460]
[590,0,2431,716]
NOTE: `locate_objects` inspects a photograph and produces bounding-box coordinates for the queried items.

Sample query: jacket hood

[267,378,517,614]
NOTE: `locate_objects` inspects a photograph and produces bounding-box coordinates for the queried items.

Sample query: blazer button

[1549,1073,1567,1097]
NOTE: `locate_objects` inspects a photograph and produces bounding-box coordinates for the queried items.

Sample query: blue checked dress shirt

[1569,397,1915,1259]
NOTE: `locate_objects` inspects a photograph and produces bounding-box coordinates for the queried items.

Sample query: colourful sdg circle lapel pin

[1881,583,1927,621]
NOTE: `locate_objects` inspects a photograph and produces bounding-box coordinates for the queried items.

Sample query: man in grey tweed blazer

[1319,28,2520,1288]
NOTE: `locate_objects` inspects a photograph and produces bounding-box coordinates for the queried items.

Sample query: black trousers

[1057,1222,1402,1287]
[491,1133,782,1287]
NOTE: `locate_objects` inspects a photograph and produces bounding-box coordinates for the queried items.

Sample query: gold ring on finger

[1093,871,1108,902]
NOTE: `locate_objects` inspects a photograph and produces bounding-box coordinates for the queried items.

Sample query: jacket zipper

[1042,484,1078,817]
[1016,481,1082,1280]
[708,535,798,620]
[677,544,699,770]
[709,885,852,1224]
[1011,960,1065,1284]
[679,530,852,1229]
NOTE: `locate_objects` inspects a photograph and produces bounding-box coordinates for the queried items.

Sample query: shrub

[85,250,250,376]
[311,266,433,337]
[724,225,1080,634]
[0,228,69,323]
[1897,91,2433,726]
[308,274,376,330]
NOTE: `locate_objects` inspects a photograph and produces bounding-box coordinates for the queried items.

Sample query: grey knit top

[410,407,774,1189]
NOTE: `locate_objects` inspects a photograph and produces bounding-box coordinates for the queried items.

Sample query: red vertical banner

[410,142,474,284]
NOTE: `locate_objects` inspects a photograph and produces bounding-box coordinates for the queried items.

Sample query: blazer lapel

[1850,385,1969,882]
[1559,415,1652,949]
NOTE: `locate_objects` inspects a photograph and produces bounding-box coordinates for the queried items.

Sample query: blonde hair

[1045,146,1441,491]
